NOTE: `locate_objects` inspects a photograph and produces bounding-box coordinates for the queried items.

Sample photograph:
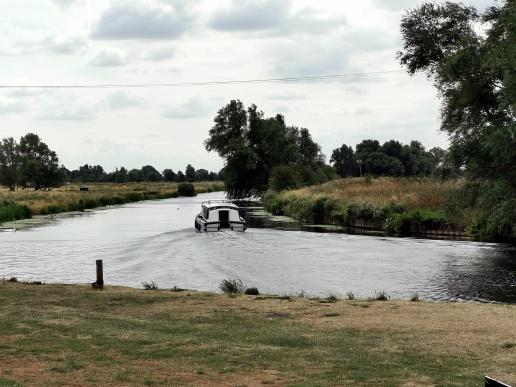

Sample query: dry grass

[0,181,223,215]
[1,283,515,386]
[283,177,462,210]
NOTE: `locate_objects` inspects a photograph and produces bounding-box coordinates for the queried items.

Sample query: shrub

[142,281,158,290]
[244,287,260,295]
[171,286,186,292]
[375,290,389,301]
[8,277,18,282]
[410,292,420,302]
[0,203,32,223]
[346,291,355,300]
[325,294,338,303]
[176,183,196,197]
[219,278,246,294]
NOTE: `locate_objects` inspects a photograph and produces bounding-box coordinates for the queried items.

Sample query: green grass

[0,283,515,386]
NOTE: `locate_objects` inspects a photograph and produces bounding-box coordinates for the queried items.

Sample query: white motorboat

[195,200,247,232]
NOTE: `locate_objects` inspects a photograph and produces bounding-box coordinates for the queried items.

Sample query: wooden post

[92,259,104,289]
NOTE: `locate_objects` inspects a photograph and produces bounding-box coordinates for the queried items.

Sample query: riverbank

[0,282,514,386]
[0,181,224,227]
[264,177,468,238]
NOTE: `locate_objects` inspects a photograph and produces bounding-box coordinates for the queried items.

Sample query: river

[1,192,515,302]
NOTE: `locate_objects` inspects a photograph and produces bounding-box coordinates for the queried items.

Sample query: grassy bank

[0,181,224,224]
[0,282,515,386]
[264,177,467,237]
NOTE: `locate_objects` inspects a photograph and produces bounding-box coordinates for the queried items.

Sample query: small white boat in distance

[195,200,247,232]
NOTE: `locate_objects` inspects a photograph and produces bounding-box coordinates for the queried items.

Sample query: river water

[1,192,515,302]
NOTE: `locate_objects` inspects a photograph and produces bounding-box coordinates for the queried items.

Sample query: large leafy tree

[205,100,326,198]
[17,133,63,189]
[399,0,516,242]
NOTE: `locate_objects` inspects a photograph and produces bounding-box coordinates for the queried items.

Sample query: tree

[140,165,161,181]
[0,137,19,190]
[399,0,516,242]
[195,168,209,181]
[162,169,176,182]
[175,170,186,182]
[17,133,62,189]
[185,164,196,182]
[330,144,357,177]
[205,100,327,198]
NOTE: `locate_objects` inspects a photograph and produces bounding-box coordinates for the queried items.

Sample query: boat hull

[195,216,247,232]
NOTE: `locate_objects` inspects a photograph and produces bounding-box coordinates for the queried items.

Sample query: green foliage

[244,287,260,296]
[176,182,196,197]
[0,133,63,190]
[219,278,246,294]
[375,291,389,301]
[331,139,443,178]
[205,100,328,198]
[0,201,32,223]
[384,209,448,236]
[399,0,516,243]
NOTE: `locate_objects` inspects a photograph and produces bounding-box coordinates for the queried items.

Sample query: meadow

[264,177,468,237]
[0,282,514,386]
[0,181,224,223]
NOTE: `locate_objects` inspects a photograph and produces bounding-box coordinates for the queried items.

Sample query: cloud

[105,91,146,110]
[0,100,27,114]
[49,0,82,10]
[162,97,211,119]
[39,106,97,121]
[0,25,87,56]
[89,49,127,67]
[146,47,175,61]
[372,0,417,11]
[267,92,306,100]
[355,106,373,115]
[91,3,194,40]
[209,0,346,35]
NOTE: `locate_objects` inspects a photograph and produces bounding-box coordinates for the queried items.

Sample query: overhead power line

[0,70,405,89]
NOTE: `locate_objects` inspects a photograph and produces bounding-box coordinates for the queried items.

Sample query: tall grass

[264,177,466,236]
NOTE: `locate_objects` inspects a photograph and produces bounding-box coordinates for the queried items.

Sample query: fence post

[92,259,104,289]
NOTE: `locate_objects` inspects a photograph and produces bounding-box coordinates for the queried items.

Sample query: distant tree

[0,137,19,190]
[17,133,62,189]
[185,164,196,182]
[162,169,176,182]
[330,144,357,177]
[356,139,380,157]
[382,140,404,160]
[175,170,186,182]
[140,165,161,182]
[112,167,128,183]
[364,152,405,176]
[127,168,142,182]
[208,171,218,181]
[195,168,209,181]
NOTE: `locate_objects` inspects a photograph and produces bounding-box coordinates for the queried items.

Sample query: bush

[219,278,246,294]
[0,203,32,223]
[244,287,260,295]
[142,281,158,290]
[176,183,196,197]
[375,290,389,301]
[410,292,420,302]
[346,291,355,300]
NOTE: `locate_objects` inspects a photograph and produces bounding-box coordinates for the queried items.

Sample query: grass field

[281,177,462,210]
[0,181,224,220]
[0,282,514,386]
[264,177,468,236]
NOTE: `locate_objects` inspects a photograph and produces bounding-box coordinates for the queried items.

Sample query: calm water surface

[1,192,515,302]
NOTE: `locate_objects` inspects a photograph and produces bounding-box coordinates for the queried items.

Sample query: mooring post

[93,259,104,289]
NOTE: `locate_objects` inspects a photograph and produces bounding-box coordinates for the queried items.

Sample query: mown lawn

[0,283,515,386]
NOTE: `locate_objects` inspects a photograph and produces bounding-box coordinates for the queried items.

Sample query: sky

[0,0,496,172]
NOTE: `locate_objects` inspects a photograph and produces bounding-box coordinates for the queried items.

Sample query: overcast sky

[0,0,495,172]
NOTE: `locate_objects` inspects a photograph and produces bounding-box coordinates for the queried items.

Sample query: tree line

[330,140,446,178]
[0,133,222,190]
[63,163,223,183]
